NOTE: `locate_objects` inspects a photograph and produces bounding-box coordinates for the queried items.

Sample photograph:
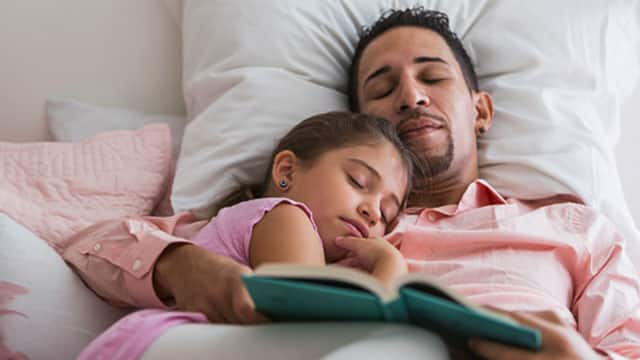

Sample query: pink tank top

[190,197,319,266]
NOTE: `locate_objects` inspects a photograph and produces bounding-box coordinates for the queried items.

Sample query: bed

[1,1,639,359]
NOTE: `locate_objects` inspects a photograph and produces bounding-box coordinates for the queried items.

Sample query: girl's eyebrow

[346,158,401,209]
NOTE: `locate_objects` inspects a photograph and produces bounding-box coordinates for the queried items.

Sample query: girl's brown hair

[214,111,415,215]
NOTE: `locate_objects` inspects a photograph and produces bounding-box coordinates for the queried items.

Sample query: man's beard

[413,132,454,180]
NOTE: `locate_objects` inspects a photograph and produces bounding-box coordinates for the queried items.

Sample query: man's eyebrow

[347,158,401,209]
[363,65,390,87]
[363,56,448,86]
[414,56,447,65]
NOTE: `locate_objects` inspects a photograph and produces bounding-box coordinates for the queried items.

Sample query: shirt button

[93,243,101,252]
[427,212,439,222]
[132,259,142,271]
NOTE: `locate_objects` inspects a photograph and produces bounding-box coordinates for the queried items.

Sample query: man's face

[356,26,481,179]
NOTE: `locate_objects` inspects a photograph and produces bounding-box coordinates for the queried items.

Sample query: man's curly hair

[348,7,479,112]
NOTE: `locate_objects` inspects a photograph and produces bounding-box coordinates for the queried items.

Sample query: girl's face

[284,142,409,262]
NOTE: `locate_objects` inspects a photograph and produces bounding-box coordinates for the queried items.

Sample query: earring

[478,127,486,135]
[279,179,288,189]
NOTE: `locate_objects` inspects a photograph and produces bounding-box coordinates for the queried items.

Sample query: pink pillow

[0,124,172,253]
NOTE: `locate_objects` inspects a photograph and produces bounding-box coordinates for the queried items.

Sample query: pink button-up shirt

[62,180,640,358]
[396,180,640,358]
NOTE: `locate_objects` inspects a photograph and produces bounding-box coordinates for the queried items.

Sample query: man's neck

[407,167,478,208]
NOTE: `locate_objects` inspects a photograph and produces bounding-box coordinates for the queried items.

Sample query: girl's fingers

[334,236,368,253]
[333,256,360,267]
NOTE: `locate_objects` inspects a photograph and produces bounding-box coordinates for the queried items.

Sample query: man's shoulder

[507,193,585,210]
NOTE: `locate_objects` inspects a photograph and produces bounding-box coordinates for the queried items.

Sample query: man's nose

[394,79,430,114]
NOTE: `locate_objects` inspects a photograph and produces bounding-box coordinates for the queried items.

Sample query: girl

[78,111,416,360]
[192,111,415,286]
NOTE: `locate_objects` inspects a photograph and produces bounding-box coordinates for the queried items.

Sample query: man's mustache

[396,108,447,132]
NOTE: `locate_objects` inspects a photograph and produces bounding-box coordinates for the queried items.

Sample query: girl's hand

[333,236,407,287]
[468,309,604,359]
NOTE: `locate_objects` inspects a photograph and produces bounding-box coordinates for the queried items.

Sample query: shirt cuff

[124,226,193,308]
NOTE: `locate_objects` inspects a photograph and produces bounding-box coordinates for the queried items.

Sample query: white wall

[0,0,183,142]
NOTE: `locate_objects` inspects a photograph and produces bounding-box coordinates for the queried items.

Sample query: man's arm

[570,214,640,359]
[469,210,640,359]
[468,309,606,359]
[61,214,196,308]
[62,212,266,323]
[154,243,267,323]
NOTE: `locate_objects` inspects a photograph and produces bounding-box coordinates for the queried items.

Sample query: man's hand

[153,243,269,324]
[468,309,604,359]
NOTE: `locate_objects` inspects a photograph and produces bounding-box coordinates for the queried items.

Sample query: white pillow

[47,98,186,156]
[0,213,129,359]
[172,1,639,245]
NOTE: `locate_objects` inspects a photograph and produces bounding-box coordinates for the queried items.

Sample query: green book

[241,264,541,351]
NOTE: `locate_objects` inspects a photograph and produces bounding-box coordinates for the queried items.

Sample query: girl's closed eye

[380,210,389,225]
[382,206,400,227]
[348,174,365,189]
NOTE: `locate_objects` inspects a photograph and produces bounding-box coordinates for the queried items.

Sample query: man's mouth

[340,217,369,238]
[399,124,444,139]
[398,116,445,139]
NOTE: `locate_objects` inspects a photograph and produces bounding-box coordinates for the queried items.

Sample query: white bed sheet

[0,214,129,360]
[141,323,448,360]
[617,85,640,226]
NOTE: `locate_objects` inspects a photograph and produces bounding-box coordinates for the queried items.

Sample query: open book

[241,264,541,351]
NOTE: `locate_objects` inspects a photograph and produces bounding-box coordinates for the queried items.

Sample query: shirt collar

[405,179,507,216]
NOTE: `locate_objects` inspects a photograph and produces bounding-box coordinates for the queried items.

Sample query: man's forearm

[61,214,196,308]
[153,243,198,305]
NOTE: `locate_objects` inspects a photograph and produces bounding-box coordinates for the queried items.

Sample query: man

[343,8,637,358]
[63,7,639,359]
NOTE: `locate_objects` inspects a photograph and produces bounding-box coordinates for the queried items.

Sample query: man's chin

[407,142,447,160]
[407,144,454,178]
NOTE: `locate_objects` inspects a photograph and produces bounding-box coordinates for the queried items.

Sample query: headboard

[0,0,638,227]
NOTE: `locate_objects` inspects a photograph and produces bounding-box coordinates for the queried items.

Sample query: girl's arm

[249,203,326,268]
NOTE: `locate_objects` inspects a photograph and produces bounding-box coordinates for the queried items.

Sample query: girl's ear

[271,150,298,193]
[473,90,494,136]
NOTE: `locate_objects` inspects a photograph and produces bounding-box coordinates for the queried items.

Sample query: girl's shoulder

[218,197,317,230]
[221,197,308,214]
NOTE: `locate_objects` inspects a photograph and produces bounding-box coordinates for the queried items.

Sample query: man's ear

[271,150,298,193]
[473,91,494,136]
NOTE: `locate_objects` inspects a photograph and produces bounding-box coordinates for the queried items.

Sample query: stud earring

[279,179,288,189]
[478,127,486,135]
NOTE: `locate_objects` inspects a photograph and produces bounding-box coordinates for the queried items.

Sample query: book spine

[384,298,409,322]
